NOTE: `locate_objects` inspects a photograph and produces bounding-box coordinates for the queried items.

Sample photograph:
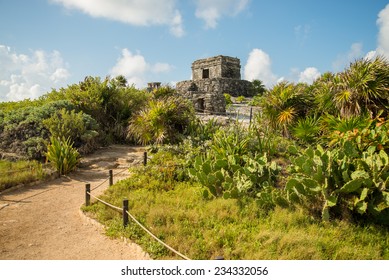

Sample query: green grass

[83,176,389,260]
[0,160,48,191]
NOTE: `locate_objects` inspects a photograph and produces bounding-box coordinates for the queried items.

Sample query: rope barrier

[125,209,191,260]
[90,168,128,191]
[84,166,191,260]
[113,168,128,176]
[87,192,122,212]
[90,177,110,191]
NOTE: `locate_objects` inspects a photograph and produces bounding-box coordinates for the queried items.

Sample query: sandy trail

[0,145,151,260]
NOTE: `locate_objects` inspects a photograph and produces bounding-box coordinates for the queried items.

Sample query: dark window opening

[195,98,205,112]
[202,69,209,79]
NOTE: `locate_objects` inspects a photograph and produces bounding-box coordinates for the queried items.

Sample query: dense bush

[286,139,389,224]
[127,94,195,145]
[0,76,150,160]
[44,76,149,142]
[187,125,280,199]
[43,108,99,154]
[0,100,74,159]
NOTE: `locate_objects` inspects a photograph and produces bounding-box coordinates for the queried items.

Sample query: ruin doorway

[195,98,205,112]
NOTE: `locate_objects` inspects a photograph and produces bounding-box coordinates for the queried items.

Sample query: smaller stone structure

[176,55,253,114]
[147,82,161,92]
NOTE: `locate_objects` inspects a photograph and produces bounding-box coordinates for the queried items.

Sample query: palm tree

[334,56,389,118]
[261,81,310,137]
[251,79,267,95]
[311,72,338,116]
[127,94,194,145]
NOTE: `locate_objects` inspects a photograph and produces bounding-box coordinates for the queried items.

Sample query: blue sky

[1,0,389,102]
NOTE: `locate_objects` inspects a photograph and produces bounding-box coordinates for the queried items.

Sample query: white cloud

[365,50,377,60]
[51,0,185,37]
[195,0,249,29]
[0,45,70,102]
[244,48,278,87]
[377,4,389,59]
[109,48,173,88]
[332,42,364,71]
[336,4,389,67]
[298,67,321,84]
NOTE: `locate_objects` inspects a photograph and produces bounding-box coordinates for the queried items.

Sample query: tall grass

[0,160,47,191]
[83,178,389,260]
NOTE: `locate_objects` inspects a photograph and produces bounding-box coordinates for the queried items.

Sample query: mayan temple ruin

[176,55,253,114]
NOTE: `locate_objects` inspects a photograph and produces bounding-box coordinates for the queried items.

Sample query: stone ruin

[147,82,161,92]
[176,55,253,114]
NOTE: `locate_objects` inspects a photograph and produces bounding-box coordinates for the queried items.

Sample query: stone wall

[176,78,253,97]
[176,79,226,114]
[192,56,241,80]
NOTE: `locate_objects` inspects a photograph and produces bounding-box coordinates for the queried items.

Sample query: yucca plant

[46,136,80,175]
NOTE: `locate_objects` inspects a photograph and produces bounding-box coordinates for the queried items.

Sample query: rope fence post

[143,152,147,166]
[85,183,90,206]
[123,199,129,227]
[249,107,253,125]
[109,170,113,186]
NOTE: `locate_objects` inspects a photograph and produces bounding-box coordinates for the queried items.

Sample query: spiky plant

[46,137,80,175]
[334,56,389,118]
[292,116,321,144]
[261,81,311,137]
[127,95,194,145]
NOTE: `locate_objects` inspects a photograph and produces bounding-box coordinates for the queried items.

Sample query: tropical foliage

[2,56,389,259]
[127,93,194,145]
[46,136,80,175]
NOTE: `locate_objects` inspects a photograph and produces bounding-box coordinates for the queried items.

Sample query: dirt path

[0,145,151,260]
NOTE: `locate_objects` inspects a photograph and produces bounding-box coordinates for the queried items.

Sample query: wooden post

[143,151,147,166]
[85,183,90,206]
[249,107,253,125]
[109,170,113,186]
[123,199,129,227]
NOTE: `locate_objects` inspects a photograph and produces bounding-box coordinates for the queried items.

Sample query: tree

[261,81,311,137]
[311,72,337,116]
[127,91,195,145]
[44,76,149,142]
[334,56,389,118]
[251,79,267,95]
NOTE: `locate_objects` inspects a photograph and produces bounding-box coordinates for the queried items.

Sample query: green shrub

[46,137,80,175]
[188,128,279,199]
[185,118,222,145]
[0,100,74,159]
[44,76,150,142]
[224,93,232,106]
[292,116,321,145]
[236,95,246,104]
[189,152,279,199]
[286,142,389,224]
[43,108,99,154]
[127,95,194,145]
